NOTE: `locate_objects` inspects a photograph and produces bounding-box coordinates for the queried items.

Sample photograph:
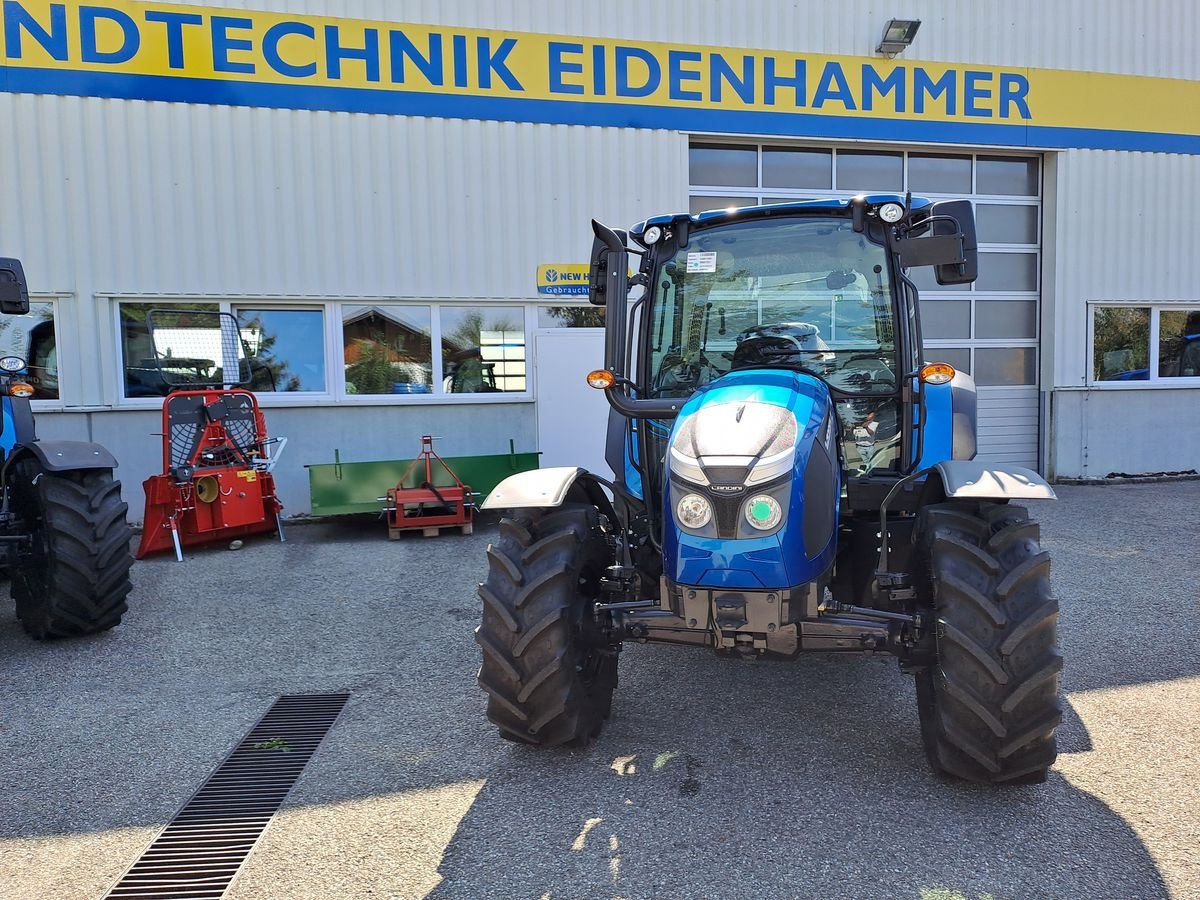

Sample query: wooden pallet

[388,521,474,540]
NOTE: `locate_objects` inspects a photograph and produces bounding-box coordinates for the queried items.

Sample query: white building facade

[2,0,1198,515]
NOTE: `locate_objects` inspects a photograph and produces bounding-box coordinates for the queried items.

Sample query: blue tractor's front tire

[11,458,134,640]
[476,505,620,747]
[913,500,1062,784]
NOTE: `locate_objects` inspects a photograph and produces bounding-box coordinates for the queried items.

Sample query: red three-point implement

[135,310,286,561]
[384,436,474,538]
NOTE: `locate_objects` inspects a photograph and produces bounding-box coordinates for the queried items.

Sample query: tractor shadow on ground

[427,647,1164,900]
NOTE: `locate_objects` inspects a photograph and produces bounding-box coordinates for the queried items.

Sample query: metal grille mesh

[225,419,260,456]
[166,403,262,470]
[104,693,349,900]
[146,309,248,388]
[168,423,201,470]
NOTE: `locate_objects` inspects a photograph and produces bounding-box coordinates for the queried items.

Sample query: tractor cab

[477,195,1063,785]
[595,196,978,485]
[636,206,915,480]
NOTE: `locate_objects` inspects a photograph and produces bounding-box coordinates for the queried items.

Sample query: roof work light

[877,19,921,56]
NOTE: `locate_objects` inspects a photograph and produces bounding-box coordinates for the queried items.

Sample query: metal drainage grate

[105,692,350,900]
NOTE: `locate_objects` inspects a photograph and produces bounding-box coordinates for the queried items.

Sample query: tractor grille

[104,693,349,900]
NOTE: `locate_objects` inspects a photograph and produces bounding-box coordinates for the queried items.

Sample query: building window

[118,299,533,403]
[1158,309,1200,378]
[1093,305,1200,383]
[342,305,433,395]
[762,147,832,190]
[689,143,757,187]
[835,150,903,191]
[1092,306,1150,382]
[119,301,220,397]
[1,302,59,400]
[440,306,527,394]
[537,306,605,328]
[236,308,326,392]
[120,302,327,397]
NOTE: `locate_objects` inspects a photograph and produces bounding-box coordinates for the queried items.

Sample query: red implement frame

[137,389,284,560]
[385,436,474,538]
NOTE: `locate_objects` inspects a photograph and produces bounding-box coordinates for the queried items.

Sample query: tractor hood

[662,369,842,590]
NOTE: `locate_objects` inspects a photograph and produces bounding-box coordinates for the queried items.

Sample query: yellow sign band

[3,1,1199,152]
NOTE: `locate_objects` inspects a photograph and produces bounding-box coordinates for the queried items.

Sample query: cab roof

[630,194,932,238]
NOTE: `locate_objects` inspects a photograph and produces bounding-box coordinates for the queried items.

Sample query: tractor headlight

[643,225,663,244]
[676,493,713,529]
[744,494,783,531]
[878,202,905,223]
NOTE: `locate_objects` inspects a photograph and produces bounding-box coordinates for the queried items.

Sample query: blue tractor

[0,259,133,639]
[477,196,1061,784]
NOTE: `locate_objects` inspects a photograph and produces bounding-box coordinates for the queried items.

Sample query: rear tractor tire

[913,500,1062,784]
[11,459,134,640]
[476,504,619,747]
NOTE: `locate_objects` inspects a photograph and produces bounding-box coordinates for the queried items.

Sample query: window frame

[1087,301,1200,388]
[19,293,66,410]
[103,295,536,408]
[339,302,437,399]
[437,304,533,397]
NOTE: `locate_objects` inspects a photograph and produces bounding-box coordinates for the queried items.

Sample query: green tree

[345,335,399,394]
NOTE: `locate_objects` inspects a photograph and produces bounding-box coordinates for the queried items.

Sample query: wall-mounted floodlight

[876,19,921,56]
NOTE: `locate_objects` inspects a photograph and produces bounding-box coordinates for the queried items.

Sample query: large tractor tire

[476,504,619,747]
[913,500,1061,784]
[10,458,134,640]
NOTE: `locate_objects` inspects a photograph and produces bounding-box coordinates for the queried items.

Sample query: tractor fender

[15,440,118,473]
[930,460,1056,501]
[481,467,586,510]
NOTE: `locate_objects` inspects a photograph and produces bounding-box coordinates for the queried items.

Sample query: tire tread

[476,505,618,747]
[12,464,133,640]
[914,499,1061,784]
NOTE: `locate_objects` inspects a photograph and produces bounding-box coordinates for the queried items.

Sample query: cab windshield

[647,216,897,398]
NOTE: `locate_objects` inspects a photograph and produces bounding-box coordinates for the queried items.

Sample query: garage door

[689,142,1042,471]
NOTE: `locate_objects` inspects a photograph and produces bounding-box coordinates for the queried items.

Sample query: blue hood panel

[663,370,841,591]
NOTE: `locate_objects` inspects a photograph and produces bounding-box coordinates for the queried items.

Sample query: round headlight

[744,494,783,531]
[676,493,713,529]
[643,225,663,244]
[878,202,905,224]
[0,355,26,373]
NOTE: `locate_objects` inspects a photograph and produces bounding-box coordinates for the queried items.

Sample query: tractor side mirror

[931,199,978,286]
[588,225,630,308]
[588,236,610,307]
[0,258,31,315]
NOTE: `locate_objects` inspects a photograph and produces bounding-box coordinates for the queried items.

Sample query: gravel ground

[1,481,1197,900]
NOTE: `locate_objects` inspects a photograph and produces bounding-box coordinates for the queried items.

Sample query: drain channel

[105,692,350,900]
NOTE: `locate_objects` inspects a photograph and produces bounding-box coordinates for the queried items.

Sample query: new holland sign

[3,1,1199,153]
[536,265,590,296]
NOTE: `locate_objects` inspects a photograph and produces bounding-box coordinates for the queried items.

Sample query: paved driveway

[1,481,1197,899]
